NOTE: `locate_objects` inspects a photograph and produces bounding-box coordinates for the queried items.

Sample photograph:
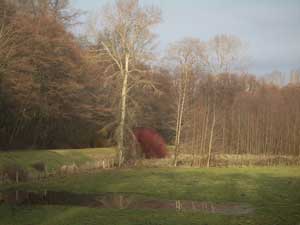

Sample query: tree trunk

[117,54,129,167]
[191,107,197,166]
[207,102,216,168]
[174,70,188,166]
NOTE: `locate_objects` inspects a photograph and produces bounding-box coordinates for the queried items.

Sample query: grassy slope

[0,148,115,173]
[1,167,300,225]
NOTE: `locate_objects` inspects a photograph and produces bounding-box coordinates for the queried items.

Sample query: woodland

[0,0,300,165]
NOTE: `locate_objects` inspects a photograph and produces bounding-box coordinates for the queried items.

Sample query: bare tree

[290,69,300,84]
[207,34,246,74]
[8,0,78,25]
[0,24,14,75]
[263,70,285,86]
[167,37,206,166]
[94,0,161,166]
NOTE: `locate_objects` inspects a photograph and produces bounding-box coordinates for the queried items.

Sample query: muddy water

[0,190,254,215]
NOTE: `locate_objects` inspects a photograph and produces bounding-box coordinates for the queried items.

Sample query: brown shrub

[134,128,167,159]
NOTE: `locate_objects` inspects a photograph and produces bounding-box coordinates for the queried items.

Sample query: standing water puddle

[0,190,254,215]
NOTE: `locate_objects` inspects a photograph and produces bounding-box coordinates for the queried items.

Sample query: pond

[0,190,254,215]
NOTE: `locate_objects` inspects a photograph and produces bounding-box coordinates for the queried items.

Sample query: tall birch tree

[95,0,161,166]
[167,38,206,166]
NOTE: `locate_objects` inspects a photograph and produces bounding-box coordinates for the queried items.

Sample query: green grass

[0,148,115,173]
[1,167,300,225]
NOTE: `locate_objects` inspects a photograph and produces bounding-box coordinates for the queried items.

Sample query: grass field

[1,147,299,176]
[0,148,115,174]
[1,167,300,225]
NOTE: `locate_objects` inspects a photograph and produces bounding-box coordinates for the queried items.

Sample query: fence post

[16,171,19,184]
[16,190,19,201]
[45,165,48,177]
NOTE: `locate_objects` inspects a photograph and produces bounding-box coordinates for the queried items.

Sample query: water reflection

[0,190,254,215]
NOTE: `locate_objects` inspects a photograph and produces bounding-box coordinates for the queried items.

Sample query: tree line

[0,0,299,165]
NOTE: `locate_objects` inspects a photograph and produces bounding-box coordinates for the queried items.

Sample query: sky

[72,0,300,75]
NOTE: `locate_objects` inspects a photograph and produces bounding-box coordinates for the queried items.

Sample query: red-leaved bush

[134,128,167,159]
